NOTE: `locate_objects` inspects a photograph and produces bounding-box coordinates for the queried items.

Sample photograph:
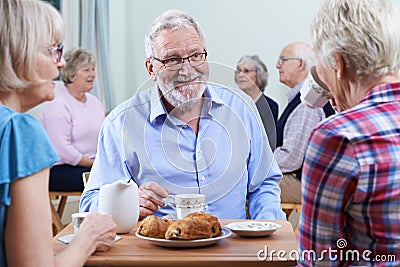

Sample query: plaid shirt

[275,82,325,173]
[298,82,400,267]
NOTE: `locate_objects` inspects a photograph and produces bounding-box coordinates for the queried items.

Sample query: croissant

[165,212,221,240]
[137,215,172,239]
[185,212,221,237]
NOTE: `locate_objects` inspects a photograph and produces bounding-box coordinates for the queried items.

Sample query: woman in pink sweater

[40,48,105,191]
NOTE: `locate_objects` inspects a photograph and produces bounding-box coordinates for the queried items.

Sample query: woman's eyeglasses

[235,68,257,75]
[47,45,64,63]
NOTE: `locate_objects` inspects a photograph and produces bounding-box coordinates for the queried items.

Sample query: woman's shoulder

[86,92,105,107]
[4,111,49,145]
[264,95,278,107]
[1,106,40,130]
[0,106,59,182]
[264,95,279,115]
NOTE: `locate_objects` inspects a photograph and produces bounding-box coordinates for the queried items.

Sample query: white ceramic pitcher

[98,179,139,233]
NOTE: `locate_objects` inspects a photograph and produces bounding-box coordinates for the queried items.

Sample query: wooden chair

[82,171,90,187]
[49,191,82,234]
[49,172,89,235]
[281,203,301,233]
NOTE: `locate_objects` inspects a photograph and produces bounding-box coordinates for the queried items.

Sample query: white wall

[101,0,400,113]
[109,0,322,112]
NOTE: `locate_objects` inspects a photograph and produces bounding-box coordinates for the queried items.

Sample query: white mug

[300,65,333,108]
[165,194,205,219]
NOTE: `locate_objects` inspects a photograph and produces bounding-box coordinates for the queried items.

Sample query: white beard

[158,72,208,112]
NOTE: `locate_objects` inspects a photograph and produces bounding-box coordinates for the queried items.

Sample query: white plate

[135,228,231,248]
[224,221,281,237]
[57,234,122,244]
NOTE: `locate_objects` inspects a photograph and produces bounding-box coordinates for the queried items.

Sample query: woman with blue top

[0,0,116,266]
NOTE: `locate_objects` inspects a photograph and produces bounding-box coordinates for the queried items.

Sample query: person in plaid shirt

[298,0,400,266]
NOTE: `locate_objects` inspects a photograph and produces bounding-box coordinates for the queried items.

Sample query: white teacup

[300,65,333,108]
[165,194,205,219]
[71,212,90,234]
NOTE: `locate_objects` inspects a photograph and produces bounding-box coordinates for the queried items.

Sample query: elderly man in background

[298,0,400,265]
[274,42,334,209]
[80,9,285,220]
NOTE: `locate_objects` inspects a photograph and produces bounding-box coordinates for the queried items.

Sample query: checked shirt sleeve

[275,103,324,173]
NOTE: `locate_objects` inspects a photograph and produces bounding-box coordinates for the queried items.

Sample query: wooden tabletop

[53,220,298,267]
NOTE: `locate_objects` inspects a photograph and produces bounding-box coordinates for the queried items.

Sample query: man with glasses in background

[274,42,334,214]
[80,10,286,221]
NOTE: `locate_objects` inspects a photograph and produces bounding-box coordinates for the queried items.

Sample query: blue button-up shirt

[80,83,285,220]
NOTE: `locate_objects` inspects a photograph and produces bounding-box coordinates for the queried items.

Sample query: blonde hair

[312,0,400,81]
[0,0,64,93]
[61,48,96,84]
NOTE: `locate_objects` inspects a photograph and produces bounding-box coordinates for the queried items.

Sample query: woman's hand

[77,212,117,252]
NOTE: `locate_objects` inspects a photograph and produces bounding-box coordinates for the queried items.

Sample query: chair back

[82,172,90,187]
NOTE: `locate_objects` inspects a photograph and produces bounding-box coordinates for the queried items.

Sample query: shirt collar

[205,83,225,106]
[149,83,166,123]
[361,81,400,104]
[149,83,225,124]
[287,79,305,102]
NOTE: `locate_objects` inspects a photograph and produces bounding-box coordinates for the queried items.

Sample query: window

[43,0,61,11]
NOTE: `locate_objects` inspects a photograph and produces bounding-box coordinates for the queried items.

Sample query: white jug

[98,179,139,233]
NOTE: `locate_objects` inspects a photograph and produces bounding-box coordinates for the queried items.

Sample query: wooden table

[53,220,298,267]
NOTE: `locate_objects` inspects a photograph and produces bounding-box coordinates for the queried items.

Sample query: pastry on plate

[137,215,172,239]
[165,212,221,240]
[185,212,221,237]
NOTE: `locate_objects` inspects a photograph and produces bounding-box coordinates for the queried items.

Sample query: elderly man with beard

[80,10,285,220]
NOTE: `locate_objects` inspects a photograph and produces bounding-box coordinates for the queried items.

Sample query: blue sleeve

[248,159,286,220]
[79,110,131,212]
[246,100,286,220]
[0,113,59,184]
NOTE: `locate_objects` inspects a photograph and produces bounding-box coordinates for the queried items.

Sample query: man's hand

[138,181,170,218]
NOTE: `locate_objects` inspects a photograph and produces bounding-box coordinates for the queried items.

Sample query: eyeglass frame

[235,68,257,75]
[151,49,208,71]
[47,45,64,63]
[277,57,301,65]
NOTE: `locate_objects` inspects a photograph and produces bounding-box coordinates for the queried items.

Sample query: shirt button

[201,176,206,181]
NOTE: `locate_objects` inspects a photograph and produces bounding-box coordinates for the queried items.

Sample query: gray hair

[312,0,400,81]
[0,0,63,93]
[61,48,96,84]
[292,42,316,72]
[235,55,269,91]
[144,9,207,58]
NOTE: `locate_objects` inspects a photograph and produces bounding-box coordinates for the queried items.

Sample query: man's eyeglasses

[277,57,301,65]
[152,49,207,71]
[47,45,64,63]
[235,68,257,75]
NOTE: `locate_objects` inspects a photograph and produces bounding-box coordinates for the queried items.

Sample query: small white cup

[71,212,90,234]
[165,194,205,219]
[300,65,333,108]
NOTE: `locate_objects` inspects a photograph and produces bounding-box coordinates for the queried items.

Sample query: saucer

[57,234,122,244]
[224,221,281,237]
